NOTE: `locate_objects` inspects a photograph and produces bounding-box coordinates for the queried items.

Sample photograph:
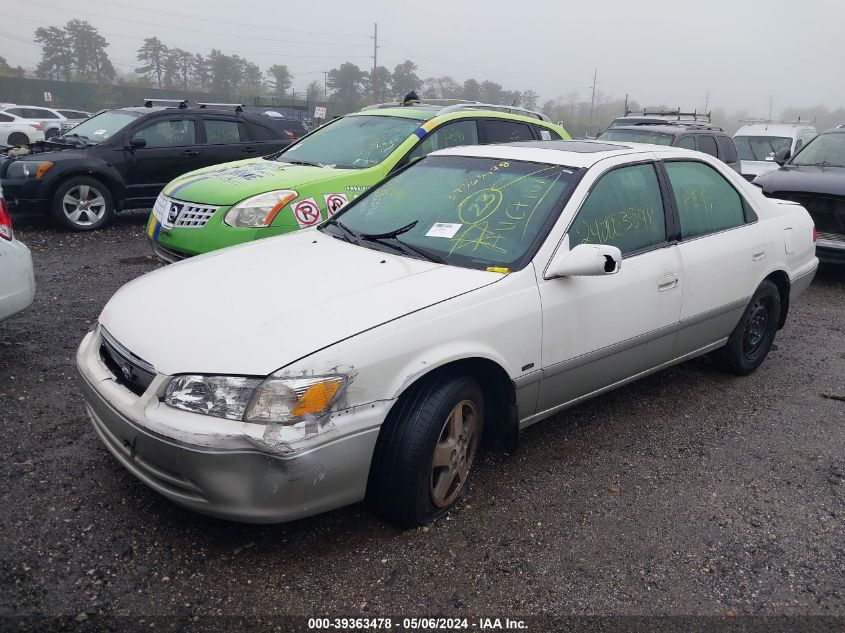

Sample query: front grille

[152,193,219,229]
[771,192,845,235]
[99,329,156,396]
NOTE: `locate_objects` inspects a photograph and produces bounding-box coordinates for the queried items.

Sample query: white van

[733,121,817,181]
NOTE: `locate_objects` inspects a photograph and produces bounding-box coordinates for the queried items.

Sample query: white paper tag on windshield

[426,222,462,238]
[540,130,552,140]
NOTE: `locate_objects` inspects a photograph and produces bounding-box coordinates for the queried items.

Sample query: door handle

[241,146,258,154]
[181,150,199,157]
[657,274,679,292]
[752,245,767,261]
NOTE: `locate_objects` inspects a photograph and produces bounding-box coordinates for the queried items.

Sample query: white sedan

[77,141,818,526]
[0,111,45,146]
[0,186,35,322]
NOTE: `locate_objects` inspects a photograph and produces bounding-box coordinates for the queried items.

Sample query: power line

[9,0,372,48]
[86,0,369,40]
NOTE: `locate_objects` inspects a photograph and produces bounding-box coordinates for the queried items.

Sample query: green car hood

[162,158,350,206]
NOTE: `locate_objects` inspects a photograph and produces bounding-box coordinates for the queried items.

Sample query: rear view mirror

[546,243,622,278]
[129,136,147,149]
[774,147,790,165]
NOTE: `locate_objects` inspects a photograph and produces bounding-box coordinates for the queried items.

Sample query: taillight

[0,197,13,241]
[812,225,817,242]
[29,122,42,130]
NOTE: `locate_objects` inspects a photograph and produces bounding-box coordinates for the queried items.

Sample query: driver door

[123,115,203,205]
[536,160,683,414]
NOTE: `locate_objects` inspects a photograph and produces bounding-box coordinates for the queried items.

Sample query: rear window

[481,120,535,143]
[247,122,282,141]
[697,135,718,157]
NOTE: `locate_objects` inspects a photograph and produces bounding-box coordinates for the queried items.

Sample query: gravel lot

[1,212,843,624]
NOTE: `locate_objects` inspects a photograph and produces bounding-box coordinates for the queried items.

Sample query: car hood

[162,158,352,206]
[99,230,500,377]
[756,165,845,197]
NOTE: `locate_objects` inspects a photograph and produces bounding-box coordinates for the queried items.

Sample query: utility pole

[372,22,379,101]
[588,67,597,136]
[704,90,710,113]
[323,70,328,104]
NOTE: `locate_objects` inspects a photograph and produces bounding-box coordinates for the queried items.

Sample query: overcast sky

[1,0,843,115]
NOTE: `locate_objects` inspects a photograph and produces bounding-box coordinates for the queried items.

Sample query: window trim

[562,160,674,260]
[657,158,758,243]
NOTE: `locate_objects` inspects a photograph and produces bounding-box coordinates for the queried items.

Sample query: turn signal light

[812,226,817,242]
[0,197,13,241]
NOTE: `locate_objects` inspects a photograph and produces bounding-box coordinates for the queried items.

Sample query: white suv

[734,121,817,181]
[0,105,68,138]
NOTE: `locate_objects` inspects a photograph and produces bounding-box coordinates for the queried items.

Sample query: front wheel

[51,176,115,231]
[368,372,484,528]
[714,280,781,375]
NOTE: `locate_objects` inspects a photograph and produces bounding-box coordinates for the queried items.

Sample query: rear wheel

[7,132,29,146]
[45,127,59,139]
[51,176,115,231]
[368,372,484,527]
[714,280,781,375]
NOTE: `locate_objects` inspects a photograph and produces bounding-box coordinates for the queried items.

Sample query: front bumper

[77,327,388,523]
[0,178,49,213]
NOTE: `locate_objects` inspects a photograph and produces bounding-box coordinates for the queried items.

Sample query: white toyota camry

[77,140,818,527]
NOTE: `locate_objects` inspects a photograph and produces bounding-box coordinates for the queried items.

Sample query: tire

[51,176,115,231]
[7,132,29,146]
[713,280,781,375]
[368,372,485,528]
[45,127,59,139]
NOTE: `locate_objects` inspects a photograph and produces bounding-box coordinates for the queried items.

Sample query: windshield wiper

[322,217,361,244]
[359,221,445,264]
[281,158,326,168]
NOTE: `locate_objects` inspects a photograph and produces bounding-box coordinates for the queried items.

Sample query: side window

[567,163,667,256]
[535,125,561,140]
[664,161,746,239]
[716,136,738,163]
[29,108,59,119]
[0,113,13,122]
[6,108,25,118]
[407,120,479,162]
[204,119,248,144]
[698,135,718,157]
[793,138,803,153]
[247,122,281,141]
[134,118,196,148]
[677,136,697,150]
[481,120,535,143]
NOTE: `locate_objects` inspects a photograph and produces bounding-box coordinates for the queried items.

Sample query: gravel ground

[1,212,843,625]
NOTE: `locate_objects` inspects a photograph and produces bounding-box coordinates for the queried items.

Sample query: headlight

[7,161,54,180]
[224,190,298,227]
[165,373,347,424]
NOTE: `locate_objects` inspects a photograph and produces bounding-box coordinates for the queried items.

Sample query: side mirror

[546,243,622,278]
[774,147,790,165]
[128,136,147,149]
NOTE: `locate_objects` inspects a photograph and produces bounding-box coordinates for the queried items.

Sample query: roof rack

[437,102,551,122]
[625,107,711,121]
[143,98,188,109]
[738,118,815,125]
[197,102,245,113]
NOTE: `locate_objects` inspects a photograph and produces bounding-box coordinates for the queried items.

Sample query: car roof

[606,124,727,136]
[735,123,815,137]
[432,139,690,168]
[347,107,436,121]
[112,106,271,120]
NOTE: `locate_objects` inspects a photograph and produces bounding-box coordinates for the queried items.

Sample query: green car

[146,102,569,261]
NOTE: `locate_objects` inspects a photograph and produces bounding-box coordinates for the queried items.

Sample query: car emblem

[167,203,182,223]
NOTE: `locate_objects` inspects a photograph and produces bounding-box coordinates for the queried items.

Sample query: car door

[199,116,256,167]
[536,159,683,414]
[660,159,763,355]
[123,115,202,203]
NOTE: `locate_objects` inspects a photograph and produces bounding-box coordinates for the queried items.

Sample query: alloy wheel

[430,399,480,508]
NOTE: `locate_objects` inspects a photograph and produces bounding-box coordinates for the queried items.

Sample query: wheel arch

[47,168,125,210]
[763,269,790,329]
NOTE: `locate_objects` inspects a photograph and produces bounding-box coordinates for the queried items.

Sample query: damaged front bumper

[77,327,390,523]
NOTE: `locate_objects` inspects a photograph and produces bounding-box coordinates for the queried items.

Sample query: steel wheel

[742,296,773,360]
[62,184,107,227]
[431,399,480,508]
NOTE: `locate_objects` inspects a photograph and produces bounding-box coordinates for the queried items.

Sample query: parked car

[0,185,35,323]
[55,109,91,125]
[604,109,713,132]
[598,124,741,172]
[146,101,570,263]
[0,101,292,231]
[0,105,67,138]
[79,140,818,526]
[258,111,309,141]
[755,125,845,263]
[0,111,46,146]
[734,121,817,182]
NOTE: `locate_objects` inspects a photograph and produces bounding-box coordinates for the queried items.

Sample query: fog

[2,0,843,117]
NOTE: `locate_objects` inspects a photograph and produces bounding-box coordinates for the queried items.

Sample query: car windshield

[598,129,674,145]
[790,133,845,168]
[277,115,420,169]
[734,135,792,161]
[63,110,140,141]
[321,155,581,271]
